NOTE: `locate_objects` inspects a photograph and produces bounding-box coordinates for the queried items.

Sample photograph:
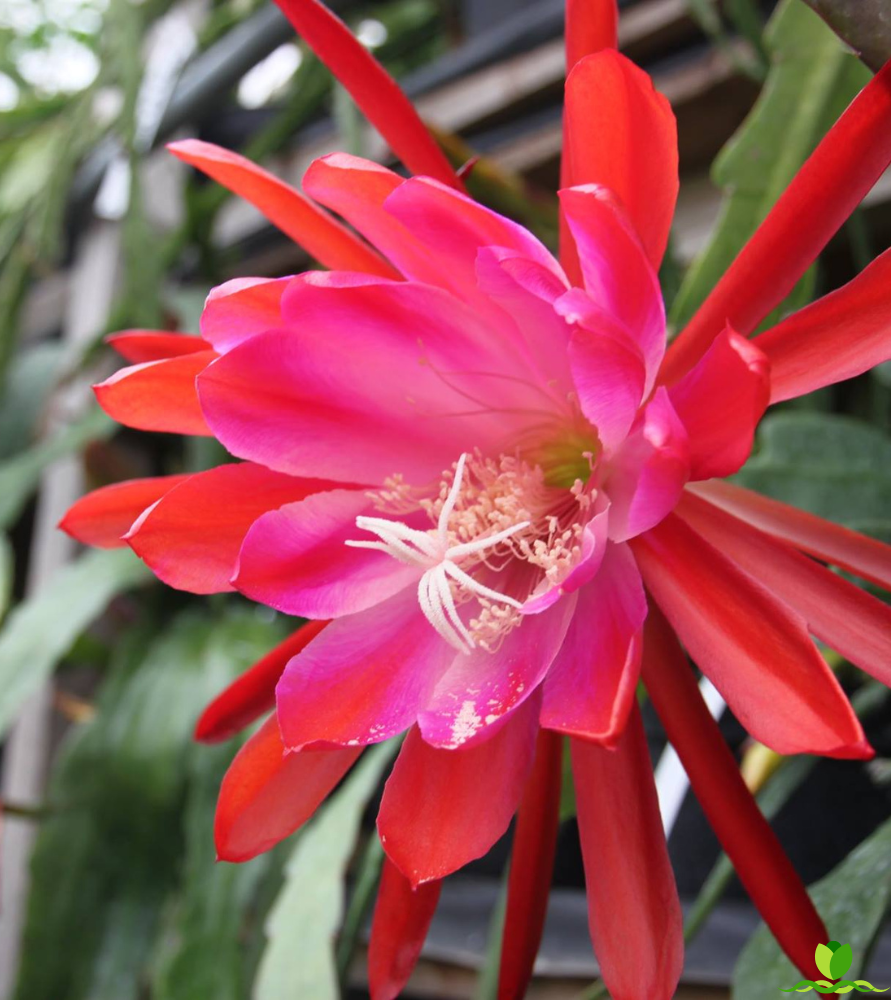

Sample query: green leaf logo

[815,941,854,981]
[816,944,836,980]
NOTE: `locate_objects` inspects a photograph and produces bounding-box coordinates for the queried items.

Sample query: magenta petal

[668,326,770,480]
[378,698,539,885]
[200,276,291,352]
[559,185,666,391]
[275,589,454,750]
[234,489,422,618]
[417,595,576,749]
[541,543,645,745]
[604,388,690,542]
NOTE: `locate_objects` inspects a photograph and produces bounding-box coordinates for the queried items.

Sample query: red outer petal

[677,491,891,686]
[106,330,212,363]
[195,620,331,743]
[59,474,189,548]
[378,700,539,887]
[167,140,399,278]
[272,0,462,190]
[563,50,678,269]
[93,350,219,436]
[571,705,683,1000]
[560,0,618,281]
[368,858,441,1000]
[632,514,871,759]
[215,713,360,862]
[126,463,335,594]
[498,729,562,1000]
[641,605,826,981]
[662,60,891,383]
[688,479,891,592]
[667,325,770,480]
[757,246,891,403]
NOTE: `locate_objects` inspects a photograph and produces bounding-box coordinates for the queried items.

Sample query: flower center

[346,450,595,654]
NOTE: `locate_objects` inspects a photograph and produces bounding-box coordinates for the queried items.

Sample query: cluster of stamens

[346,451,593,654]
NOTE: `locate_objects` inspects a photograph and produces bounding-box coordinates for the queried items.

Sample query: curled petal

[378,698,539,886]
[168,139,397,277]
[571,704,683,1000]
[94,351,218,435]
[758,246,891,403]
[215,714,360,862]
[667,325,770,480]
[603,389,689,542]
[273,0,461,188]
[368,859,441,1000]
[632,514,871,759]
[200,276,291,352]
[59,474,189,548]
[126,463,332,594]
[563,51,678,269]
[106,330,211,363]
[688,479,891,592]
[195,620,330,743]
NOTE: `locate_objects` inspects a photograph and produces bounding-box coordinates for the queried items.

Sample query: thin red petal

[106,330,212,363]
[757,246,891,402]
[368,858,441,1000]
[571,705,683,1000]
[642,605,825,980]
[688,479,891,592]
[59,474,189,548]
[677,491,891,686]
[167,139,399,277]
[498,729,562,1000]
[563,51,678,269]
[195,620,331,743]
[378,700,539,887]
[632,514,871,759]
[272,0,462,189]
[215,714,360,862]
[93,350,218,436]
[662,60,891,383]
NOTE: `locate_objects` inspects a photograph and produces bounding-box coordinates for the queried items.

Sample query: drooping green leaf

[253,741,397,1000]
[670,0,870,330]
[0,341,66,461]
[732,816,891,999]
[0,405,114,530]
[734,413,891,536]
[0,533,12,622]
[0,547,151,740]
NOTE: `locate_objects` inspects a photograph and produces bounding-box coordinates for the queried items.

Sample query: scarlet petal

[59,474,189,548]
[563,51,678,268]
[378,699,539,886]
[663,60,891,382]
[571,705,683,1000]
[126,463,333,594]
[604,389,689,543]
[541,543,645,745]
[200,276,291,352]
[93,351,219,435]
[688,479,891,592]
[276,590,454,751]
[498,729,562,1000]
[667,326,770,480]
[677,491,891,687]
[565,0,618,72]
[558,186,666,390]
[642,606,826,981]
[195,620,330,743]
[368,858,441,1000]
[215,714,360,862]
[273,0,461,188]
[632,514,871,759]
[106,330,211,363]
[758,247,891,403]
[234,489,420,618]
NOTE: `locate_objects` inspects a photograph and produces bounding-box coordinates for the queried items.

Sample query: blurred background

[0,0,890,997]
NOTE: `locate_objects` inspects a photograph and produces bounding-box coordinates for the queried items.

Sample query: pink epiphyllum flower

[61,0,891,996]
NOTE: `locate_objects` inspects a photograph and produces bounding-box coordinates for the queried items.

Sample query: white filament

[346,453,529,653]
